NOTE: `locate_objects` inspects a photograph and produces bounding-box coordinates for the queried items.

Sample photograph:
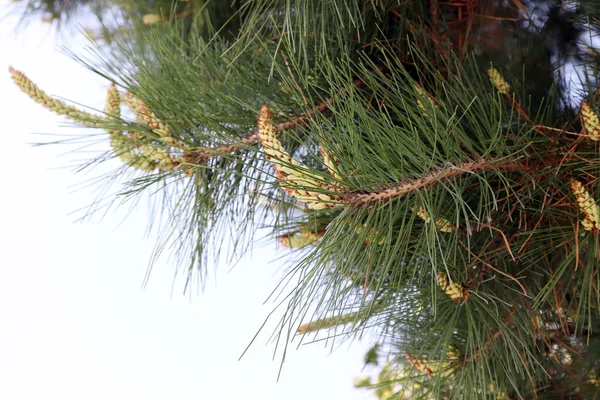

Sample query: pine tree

[9,0,600,398]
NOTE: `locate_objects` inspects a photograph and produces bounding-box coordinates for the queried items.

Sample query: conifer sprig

[103,85,185,173]
[297,301,386,334]
[13,1,600,397]
[186,69,374,165]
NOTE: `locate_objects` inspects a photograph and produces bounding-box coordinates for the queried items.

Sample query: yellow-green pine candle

[123,92,147,124]
[297,313,357,334]
[588,373,600,387]
[434,218,456,233]
[279,230,323,248]
[436,272,468,301]
[487,66,511,95]
[104,83,127,151]
[415,206,432,223]
[581,101,600,141]
[9,66,101,127]
[105,83,120,117]
[123,92,176,141]
[353,376,371,388]
[570,180,600,231]
[414,83,435,117]
[140,106,172,140]
[257,105,294,172]
[258,105,335,210]
[319,145,341,180]
[445,344,461,361]
[138,144,177,171]
[488,381,510,400]
[297,302,384,333]
[104,86,158,172]
[104,84,139,165]
[142,14,162,25]
[405,354,433,376]
[414,207,456,233]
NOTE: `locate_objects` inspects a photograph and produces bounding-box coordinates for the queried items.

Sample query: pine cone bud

[414,83,436,116]
[279,230,323,248]
[570,180,600,231]
[9,66,100,127]
[436,272,469,301]
[414,207,456,233]
[258,105,342,210]
[104,83,120,118]
[581,101,600,141]
[487,66,510,95]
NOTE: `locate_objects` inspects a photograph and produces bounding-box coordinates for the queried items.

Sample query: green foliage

[10,0,600,398]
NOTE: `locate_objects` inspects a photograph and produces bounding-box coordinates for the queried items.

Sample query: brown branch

[458,238,528,297]
[476,223,516,261]
[426,0,448,57]
[343,158,531,206]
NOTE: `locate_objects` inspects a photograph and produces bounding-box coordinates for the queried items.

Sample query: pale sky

[0,8,374,400]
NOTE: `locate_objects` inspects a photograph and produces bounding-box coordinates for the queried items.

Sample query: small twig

[474,223,516,261]
[485,262,528,297]
[458,240,528,297]
[518,193,549,254]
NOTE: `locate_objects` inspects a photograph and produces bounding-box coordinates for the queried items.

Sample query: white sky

[0,9,374,400]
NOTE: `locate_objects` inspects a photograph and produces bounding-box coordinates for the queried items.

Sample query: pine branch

[343,158,530,206]
[14,2,600,397]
